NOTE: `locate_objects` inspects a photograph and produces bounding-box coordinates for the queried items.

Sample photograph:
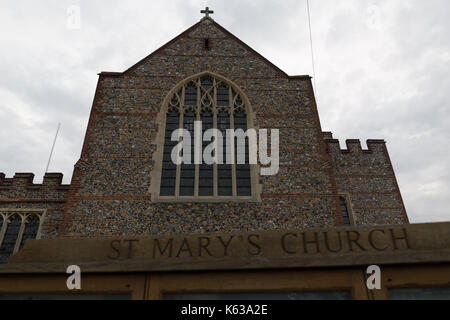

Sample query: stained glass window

[0,216,21,264]
[0,211,44,264]
[158,74,255,199]
[179,111,196,196]
[160,111,179,196]
[199,111,214,196]
[184,84,197,106]
[20,216,40,249]
[340,197,352,226]
[234,110,251,196]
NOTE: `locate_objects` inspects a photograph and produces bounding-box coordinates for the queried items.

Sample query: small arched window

[0,215,21,264]
[20,215,41,249]
[339,197,353,226]
[152,72,260,202]
[0,210,45,264]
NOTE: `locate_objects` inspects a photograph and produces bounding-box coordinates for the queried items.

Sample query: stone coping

[0,222,449,274]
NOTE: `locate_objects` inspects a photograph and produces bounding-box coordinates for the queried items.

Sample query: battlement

[322,132,408,224]
[0,173,70,191]
[323,132,387,155]
[323,132,394,178]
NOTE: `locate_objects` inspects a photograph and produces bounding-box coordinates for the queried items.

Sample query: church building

[0,9,448,300]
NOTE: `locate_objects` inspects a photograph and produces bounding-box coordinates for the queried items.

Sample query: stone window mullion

[175,87,185,197]
[0,214,21,264]
[0,210,45,264]
[154,72,260,202]
[195,81,202,197]
[339,195,355,226]
[36,214,45,240]
[13,215,26,254]
[231,112,237,197]
[229,86,237,197]
[20,214,42,249]
[213,83,218,197]
[194,109,200,197]
[0,214,6,248]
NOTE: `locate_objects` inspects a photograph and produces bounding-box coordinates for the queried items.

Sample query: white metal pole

[45,123,61,173]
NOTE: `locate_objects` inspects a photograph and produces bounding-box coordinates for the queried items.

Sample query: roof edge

[97,72,122,76]
[97,71,312,80]
[98,17,309,79]
[123,18,206,75]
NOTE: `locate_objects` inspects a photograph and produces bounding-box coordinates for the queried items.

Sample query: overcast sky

[0,0,449,223]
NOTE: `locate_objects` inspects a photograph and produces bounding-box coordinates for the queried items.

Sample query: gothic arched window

[152,72,260,202]
[0,210,45,264]
[339,197,353,227]
[0,214,21,264]
[20,215,41,249]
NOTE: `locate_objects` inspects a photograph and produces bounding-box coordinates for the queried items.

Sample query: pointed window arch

[20,214,41,249]
[339,195,355,226]
[0,214,21,263]
[0,210,45,264]
[151,72,261,202]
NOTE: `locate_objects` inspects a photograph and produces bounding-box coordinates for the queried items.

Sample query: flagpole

[45,123,61,173]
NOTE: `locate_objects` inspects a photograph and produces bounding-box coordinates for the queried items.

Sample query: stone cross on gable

[201,7,214,18]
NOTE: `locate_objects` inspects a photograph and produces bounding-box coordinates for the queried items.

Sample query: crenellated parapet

[324,135,387,155]
[0,173,71,239]
[322,132,409,225]
[323,132,392,176]
[0,173,70,200]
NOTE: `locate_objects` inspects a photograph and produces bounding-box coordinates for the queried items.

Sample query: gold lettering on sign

[198,237,213,257]
[301,232,320,254]
[368,229,388,251]
[347,231,366,252]
[248,234,262,256]
[281,233,298,254]
[390,228,410,250]
[107,239,139,260]
[176,238,193,258]
[105,227,412,261]
[124,239,139,259]
[323,231,343,253]
[216,236,234,256]
[153,238,174,258]
[108,240,121,260]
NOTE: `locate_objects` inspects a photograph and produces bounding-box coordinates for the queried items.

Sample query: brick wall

[324,133,409,225]
[58,17,343,238]
[0,173,69,238]
[0,17,409,239]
